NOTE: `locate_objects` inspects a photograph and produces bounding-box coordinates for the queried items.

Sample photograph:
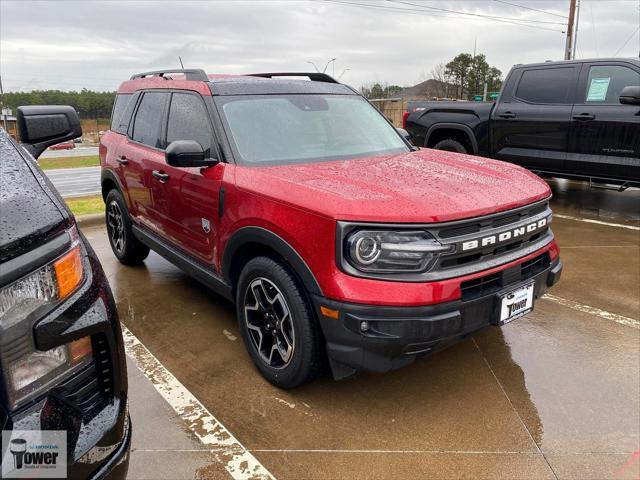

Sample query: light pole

[323,58,337,74]
[338,68,350,80]
[306,61,320,73]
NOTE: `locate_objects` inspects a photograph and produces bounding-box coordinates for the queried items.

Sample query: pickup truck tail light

[402,111,409,129]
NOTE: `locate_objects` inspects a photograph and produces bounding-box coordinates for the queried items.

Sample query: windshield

[216,94,410,166]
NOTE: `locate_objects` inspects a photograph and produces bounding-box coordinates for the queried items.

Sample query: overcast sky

[1,0,638,92]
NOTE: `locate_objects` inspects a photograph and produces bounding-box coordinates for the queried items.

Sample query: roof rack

[248,72,339,84]
[130,69,209,82]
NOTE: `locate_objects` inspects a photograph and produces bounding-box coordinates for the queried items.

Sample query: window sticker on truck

[586,77,611,102]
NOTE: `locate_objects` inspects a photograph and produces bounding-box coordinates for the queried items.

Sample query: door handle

[572,113,595,121]
[116,155,129,165]
[152,170,170,183]
[498,112,516,119]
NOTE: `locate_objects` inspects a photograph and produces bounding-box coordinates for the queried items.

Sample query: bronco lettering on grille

[460,217,548,252]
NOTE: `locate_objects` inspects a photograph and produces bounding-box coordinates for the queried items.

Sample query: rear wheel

[105,189,149,265]
[236,256,322,388]
[433,138,468,153]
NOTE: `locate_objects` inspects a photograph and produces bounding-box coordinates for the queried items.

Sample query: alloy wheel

[107,200,125,254]
[243,277,295,369]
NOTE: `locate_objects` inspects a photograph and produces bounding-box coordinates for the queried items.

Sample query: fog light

[360,321,369,332]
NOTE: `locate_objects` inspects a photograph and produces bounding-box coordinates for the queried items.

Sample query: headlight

[345,230,451,273]
[0,244,84,326]
[0,229,91,409]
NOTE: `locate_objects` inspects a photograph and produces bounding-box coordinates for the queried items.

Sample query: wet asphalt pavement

[45,166,101,197]
[81,178,640,480]
[40,146,99,158]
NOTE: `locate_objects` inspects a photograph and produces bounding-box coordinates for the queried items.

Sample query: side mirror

[396,127,411,140]
[619,86,640,105]
[17,105,82,159]
[165,140,217,168]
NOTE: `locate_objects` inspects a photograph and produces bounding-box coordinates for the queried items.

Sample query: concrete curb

[76,213,104,229]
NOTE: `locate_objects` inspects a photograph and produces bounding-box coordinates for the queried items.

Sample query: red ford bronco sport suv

[100,69,562,388]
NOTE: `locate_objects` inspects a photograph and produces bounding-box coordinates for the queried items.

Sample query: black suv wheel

[236,256,322,388]
[433,138,468,153]
[105,189,150,265]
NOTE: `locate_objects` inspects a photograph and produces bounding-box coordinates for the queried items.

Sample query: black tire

[105,189,149,265]
[236,256,322,388]
[433,138,468,153]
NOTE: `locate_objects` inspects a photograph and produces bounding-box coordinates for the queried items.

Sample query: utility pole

[572,0,581,59]
[0,75,7,132]
[565,0,577,60]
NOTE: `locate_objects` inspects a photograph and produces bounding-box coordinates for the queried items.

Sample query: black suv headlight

[344,229,451,273]
[0,226,93,409]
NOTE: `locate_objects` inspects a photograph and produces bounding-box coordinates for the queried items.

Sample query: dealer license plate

[499,282,535,325]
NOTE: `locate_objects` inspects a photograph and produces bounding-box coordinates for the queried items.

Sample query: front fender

[222,226,323,296]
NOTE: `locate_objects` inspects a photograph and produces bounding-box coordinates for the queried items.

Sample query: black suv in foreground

[405,58,640,188]
[0,107,130,479]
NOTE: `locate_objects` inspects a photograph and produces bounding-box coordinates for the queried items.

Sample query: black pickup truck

[404,58,640,188]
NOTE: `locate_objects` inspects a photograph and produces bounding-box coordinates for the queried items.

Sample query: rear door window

[131,92,169,148]
[166,93,213,157]
[515,67,575,104]
[583,65,640,104]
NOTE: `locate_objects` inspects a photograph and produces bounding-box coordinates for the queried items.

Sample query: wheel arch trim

[101,169,132,209]
[222,227,323,296]
[425,123,478,154]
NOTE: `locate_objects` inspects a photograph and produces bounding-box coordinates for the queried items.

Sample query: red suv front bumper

[312,249,562,380]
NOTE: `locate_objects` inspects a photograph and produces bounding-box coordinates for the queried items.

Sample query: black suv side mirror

[165,140,218,168]
[17,105,82,159]
[396,127,411,140]
[619,86,640,105]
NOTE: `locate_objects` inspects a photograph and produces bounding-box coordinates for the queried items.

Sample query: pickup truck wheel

[105,189,149,265]
[236,256,322,388]
[433,138,468,153]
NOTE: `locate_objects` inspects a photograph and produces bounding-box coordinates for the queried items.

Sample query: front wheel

[236,256,322,388]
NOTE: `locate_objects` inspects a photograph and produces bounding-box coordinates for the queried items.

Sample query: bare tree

[430,63,448,98]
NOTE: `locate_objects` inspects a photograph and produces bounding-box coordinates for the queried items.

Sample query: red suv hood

[235,149,551,223]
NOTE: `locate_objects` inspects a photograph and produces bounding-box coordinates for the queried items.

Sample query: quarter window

[166,93,213,157]
[131,92,168,148]
[111,94,137,135]
[515,67,574,104]
[584,65,640,104]
[110,94,132,134]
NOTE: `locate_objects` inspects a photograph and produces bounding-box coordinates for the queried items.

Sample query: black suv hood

[0,133,69,263]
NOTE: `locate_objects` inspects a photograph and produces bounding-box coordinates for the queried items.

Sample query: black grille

[438,224,480,239]
[521,252,551,280]
[440,228,548,269]
[437,201,548,239]
[460,252,550,301]
[460,271,502,300]
[492,214,520,228]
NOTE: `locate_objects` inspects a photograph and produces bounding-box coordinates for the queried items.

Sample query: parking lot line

[121,325,275,480]
[542,294,640,329]
[553,214,640,231]
[471,338,560,480]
